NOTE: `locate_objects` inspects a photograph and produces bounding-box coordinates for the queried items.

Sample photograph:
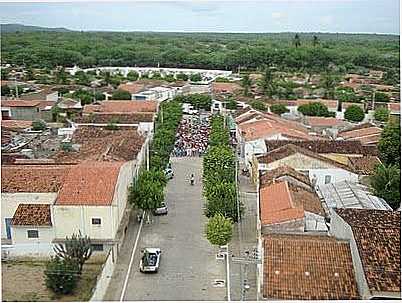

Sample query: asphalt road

[118,157,226,301]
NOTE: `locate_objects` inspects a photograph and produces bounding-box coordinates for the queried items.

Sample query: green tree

[374,107,390,122]
[270,104,289,115]
[44,256,79,295]
[258,67,275,97]
[24,68,35,81]
[32,119,46,131]
[176,73,189,81]
[241,74,252,96]
[250,100,267,112]
[205,214,233,246]
[370,164,401,210]
[374,92,390,103]
[293,34,301,48]
[203,145,235,186]
[298,102,334,117]
[190,73,202,82]
[320,72,339,99]
[126,70,139,81]
[344,105,365,122]
[313,35,319,47]
[225,97,237,110]
[55,67,68,85]
[1,85,10,96]
[112,89,131,100]
[94,91,105,101]
[53,231,92,274]
[378,121,401,166]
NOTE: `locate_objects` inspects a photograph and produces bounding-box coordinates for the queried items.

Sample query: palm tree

[294,34,301,48]
[258,66,275,97]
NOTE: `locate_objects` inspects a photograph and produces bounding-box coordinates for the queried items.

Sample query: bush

[374,107,390,122]
[270,104,289,115]
[298,102,334,117]
[225,98,238,110]
[378,120,401,166]
[32,119,46,131]
[250,100,267,112]
[94,91,105,101]
[111,89,131,100]
[190,73,202,82]
[344,105,365,122]
[105,122,118,130]
[374,92,390,103]
[205,214,233,246]
[126,71,139,81]
[175,94,212,110]
[176,73,189,81]
[370,164,401,210]
[1,85,10,96]
[44,256,79,295]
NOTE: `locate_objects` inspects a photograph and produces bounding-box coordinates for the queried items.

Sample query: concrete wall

[90,246,117,301]
[10,107,40,121]
[261,218,304,234]
[1,193,57,239]
[4,226,54,257]
[330,209,370,299]
[244,139,267,168]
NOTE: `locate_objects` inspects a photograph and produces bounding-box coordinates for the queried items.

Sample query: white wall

[308,168,358,186]
[244,139,267,168]
[1,193,57,239]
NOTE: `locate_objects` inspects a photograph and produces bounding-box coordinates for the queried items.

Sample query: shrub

[44,256,79,295]
[32,119,46,131]
[374,92,390,103]
[270,104,289,115]
[374,107,390,122]
[111,89,131,100]
[250,100,267,112]
[344,105,365,122]
[126,71,139,81]
[190,73,202,82]
[205,214,233,246]
[298,102,334,117]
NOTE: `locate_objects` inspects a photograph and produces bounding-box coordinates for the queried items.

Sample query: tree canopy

[344,105,365,122]
[378,121,401,167]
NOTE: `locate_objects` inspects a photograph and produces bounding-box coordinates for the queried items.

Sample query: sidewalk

[229,162,258,301]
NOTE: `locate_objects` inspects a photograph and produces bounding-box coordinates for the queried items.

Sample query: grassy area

[2,256,104,302]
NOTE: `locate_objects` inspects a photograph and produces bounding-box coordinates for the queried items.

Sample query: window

[324,175,332,184]
[91,244,104,252]
[27,230,39,238]
[92,218,101,225]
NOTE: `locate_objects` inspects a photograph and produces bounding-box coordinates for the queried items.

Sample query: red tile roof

[336,209,401,294]
[1,120,32,130]
[12,204,52,226]
[263,234,360,300]
[83,100,157,114]
[259,165,311,188]
[1,165,71,193]
[338,124,382,144]
[388,102,400,114]
[348,156,382,175]
[296,99,338,110]
[306,117,343,127]
[212,82,242,94]
[342,102,365,110]
[1,100,41,107]
[56,161,123,206]
[117,83,146,94]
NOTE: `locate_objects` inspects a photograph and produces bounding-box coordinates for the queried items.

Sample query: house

[303,117,347,137]
[331,209,401,299]
[118,82,146,99]
[1,100,56,122]
[388,102,400,116]
[1,120,32,131]
[259,181,327,233]
[337,123,382,145]
[254,144,359,186]
[317,180,392,216]
[337,102,365,120]
[211,82,242,96]
[1,161,138,257]
[259,165,312,190]
[260,234,359,300]
[284,99,339,115]
[79,100,158,133]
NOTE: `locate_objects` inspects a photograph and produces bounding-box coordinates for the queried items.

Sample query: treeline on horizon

[1,31,400,72]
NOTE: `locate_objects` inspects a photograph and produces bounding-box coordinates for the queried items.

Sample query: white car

[139,248,161,273]
[154,202,168,215]
[164,168,174,180]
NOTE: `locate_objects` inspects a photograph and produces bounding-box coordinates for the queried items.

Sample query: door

[5,218,12,239]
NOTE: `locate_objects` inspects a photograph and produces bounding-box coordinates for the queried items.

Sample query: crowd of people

[173,115,210,157]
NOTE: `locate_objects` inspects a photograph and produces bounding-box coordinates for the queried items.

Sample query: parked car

[154,202,168,215]
[164,168,174,179]
[139,248,161,273]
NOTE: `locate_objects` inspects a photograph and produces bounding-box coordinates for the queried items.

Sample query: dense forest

[1,30,400,72]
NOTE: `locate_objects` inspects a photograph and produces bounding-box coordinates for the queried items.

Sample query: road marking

[226,246,231,301]
[119,210,145,301]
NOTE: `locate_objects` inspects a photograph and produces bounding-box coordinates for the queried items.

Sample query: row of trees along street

[128,100,183,222]
[204,115,243,247]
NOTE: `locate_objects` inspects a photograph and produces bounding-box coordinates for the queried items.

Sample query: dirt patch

[1,257,104,302]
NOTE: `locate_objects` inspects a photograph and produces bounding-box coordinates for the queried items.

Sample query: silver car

[139,248,161,273]
[154,202,168,215]
[165,168,174,180]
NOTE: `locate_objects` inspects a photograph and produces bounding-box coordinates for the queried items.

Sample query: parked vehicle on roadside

[139,248,161,273]
[154,202,168,215]
[164,168,174,179]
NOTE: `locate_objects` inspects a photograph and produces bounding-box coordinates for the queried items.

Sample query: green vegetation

[44,256,79,295]
[250,100,267,112]
[298,102,335,117]
[205,213,233,246]
[175,93,212,110]
[370,164,401,210]
[374,92,390,103]
[32,119,46,131]
[203,115,242,222]
[374,107,390,122]
[53,231,92,274]
[270,103,289,115]
[241,74,252,96]
[378,121,401,167]
[1,32,399,73]
[225,97,238,110]
[111,89,131,100]
[190,73,202,82]
[1,85,10,96]
[126,70,139,81]
[335,87,359,102]
[344,105,365,122]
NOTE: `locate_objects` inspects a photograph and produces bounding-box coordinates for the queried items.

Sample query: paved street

[105,157,226,301]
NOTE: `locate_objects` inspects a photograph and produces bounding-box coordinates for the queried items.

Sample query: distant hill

[1,23,72,33]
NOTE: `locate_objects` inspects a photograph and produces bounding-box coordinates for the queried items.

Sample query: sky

[0,0,399,34]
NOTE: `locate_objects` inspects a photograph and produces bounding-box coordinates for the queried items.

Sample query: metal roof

[317,180,392,211]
